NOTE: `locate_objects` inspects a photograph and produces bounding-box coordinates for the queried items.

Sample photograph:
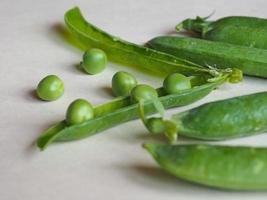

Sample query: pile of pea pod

[36,7,267,190]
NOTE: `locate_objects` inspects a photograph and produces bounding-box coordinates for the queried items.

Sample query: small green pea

[36,75,64,101]
[163,73,191,94]
[146,117,166,134]
[81,48,107,74]
[131,84,158,103]
[66,99,94,125]
[112,71,137,96]
[189,75,207,87]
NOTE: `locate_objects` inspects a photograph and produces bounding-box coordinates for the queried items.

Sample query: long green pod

[170,91,267,140]
[37,79,225,150]
[64,7,221,77]
[176,16,267,49]
[147,36,267,78]
[144,143,267,190]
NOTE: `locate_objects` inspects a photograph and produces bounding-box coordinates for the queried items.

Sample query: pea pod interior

[37,78,226,150]
[64,7,219,77]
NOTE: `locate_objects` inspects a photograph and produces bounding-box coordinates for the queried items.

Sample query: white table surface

[1,0,267,199]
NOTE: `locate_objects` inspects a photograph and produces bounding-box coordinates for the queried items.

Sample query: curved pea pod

[37,77,228,150]
[144,143,267,190]
[64,7,222,77]
[147,36,267,78]
[176,16,267,49]
[170,91,267,140]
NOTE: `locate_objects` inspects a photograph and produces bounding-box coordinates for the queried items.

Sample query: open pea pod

[64,7,223,77]
[37,78,227,150]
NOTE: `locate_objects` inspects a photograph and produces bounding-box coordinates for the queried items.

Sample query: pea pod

[168,91,267,140]
[37,78,227,150]
[64,7,223,77]
[147,36,267,78]
[176,16,267,49]
[144,143,267,190]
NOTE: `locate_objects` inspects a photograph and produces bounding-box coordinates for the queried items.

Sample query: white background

[1,0,267,199]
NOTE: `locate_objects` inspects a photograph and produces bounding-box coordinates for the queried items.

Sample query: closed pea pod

[176,16,267,49]
[169,91,267,140]
[144,143,267,190]
[148,36,267,78]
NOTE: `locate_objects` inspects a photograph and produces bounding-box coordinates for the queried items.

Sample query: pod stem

[163,120,178,144]
[138,100,177,143]
[207,68,243,83]
[176,15,213,36]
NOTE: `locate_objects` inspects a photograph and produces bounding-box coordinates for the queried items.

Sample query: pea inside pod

[112,71,137,97]
[66,99,94,125]
[163,73,191,94]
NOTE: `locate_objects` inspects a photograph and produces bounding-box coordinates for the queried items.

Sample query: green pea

[81,48,107,74]
[66,99,94,125]
[131,84,158,103]
[146,117,166,134]
[112,71,137,97]
[36,75,64,101]
[163,73,191,94]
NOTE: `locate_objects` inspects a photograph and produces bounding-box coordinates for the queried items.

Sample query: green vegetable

[131,84,158,103]
[169,91,267,140]
[145,117,166,134]
[147,36,267,78]
[66,99,94,125]
[81,48,107,74]
[176,16,267,49]
[37,76,227,150]
[163,73,191,94]
[64,7,230,78]
[112,71,137,96]
[144,143,267,190]
[36,75,64,101]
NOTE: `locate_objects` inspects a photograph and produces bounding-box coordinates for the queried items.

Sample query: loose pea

[163,73,191,94]
[36,75,64,101]
[66,99,94,125]
[112,71,137,96]
[131,84,158,103]
[81,48,107,74]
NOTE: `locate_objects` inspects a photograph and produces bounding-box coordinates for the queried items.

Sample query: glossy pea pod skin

[37,79,226,150]
[64,7,222,77]
[144,143,267,190]
[147,36,267,78]
[171,91,267,140]
[178,16,267,49]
